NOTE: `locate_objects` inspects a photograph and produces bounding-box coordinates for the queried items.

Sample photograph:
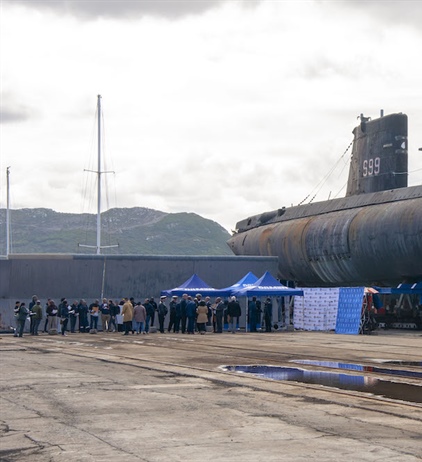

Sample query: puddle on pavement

[222,365,422,404]
[291,360,422,379]
[381,361,422,367]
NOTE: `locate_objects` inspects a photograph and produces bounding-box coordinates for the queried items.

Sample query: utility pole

[6,166,11,256]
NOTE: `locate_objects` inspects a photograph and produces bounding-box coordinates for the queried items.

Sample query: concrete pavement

[0,329,421,461]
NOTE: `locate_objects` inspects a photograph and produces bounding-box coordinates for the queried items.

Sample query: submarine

[228,112,422,287]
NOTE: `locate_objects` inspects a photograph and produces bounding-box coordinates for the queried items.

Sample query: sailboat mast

[97,94,102,255]
[79,95,117,256]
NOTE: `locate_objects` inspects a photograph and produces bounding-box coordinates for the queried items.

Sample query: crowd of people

[12,293,275,337]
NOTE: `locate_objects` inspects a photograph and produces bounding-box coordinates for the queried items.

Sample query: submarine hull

[228,186,422,287]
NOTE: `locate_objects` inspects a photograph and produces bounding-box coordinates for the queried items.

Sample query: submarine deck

[234,184,422,232]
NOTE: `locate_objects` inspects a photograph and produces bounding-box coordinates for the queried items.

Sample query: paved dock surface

[1,330,421,461]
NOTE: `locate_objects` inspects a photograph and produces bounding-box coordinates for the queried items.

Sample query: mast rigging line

[298,139,353,206]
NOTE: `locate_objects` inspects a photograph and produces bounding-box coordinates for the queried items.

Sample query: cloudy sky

[1,0,421,232]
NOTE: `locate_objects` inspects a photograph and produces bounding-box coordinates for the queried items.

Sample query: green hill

[0,207,233,256]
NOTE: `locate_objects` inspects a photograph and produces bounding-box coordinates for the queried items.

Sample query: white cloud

[1,0,421,232]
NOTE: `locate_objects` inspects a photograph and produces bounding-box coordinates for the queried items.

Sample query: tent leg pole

[245,297,248,333]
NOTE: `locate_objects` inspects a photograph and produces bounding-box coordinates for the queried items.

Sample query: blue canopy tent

[233,271,303,332]
[161,274,230,297]
[233,271,304,297]
[219,271,259,295]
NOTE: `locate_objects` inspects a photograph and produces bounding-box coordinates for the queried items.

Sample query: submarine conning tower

[346,112,408,196]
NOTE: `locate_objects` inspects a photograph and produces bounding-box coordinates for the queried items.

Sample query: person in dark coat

[227,296,241,333]
[179,294,188,333]
[248,297,258,332]
[69,300,79,333]
[149,297,158,327]
[144,298,155,333]
[214,297,225,333]
[205,296,212,326]
[15,302,29,337]
[60,300,71,336]
[100,298,111,332]
[256,299,262,329]
[158,296,168,333]
[58,298,67,320]
[28,295,38,336]
[186,296,197,334]
[168,296,178,333]
[174,299,181,333]
[264,297,273,332]
[108,299,119,332]
[78,300,89,333]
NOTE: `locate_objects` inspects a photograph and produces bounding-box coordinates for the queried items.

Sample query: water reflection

[291,360,422,379]
[223,365,422,404]
[382,361,422,367]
